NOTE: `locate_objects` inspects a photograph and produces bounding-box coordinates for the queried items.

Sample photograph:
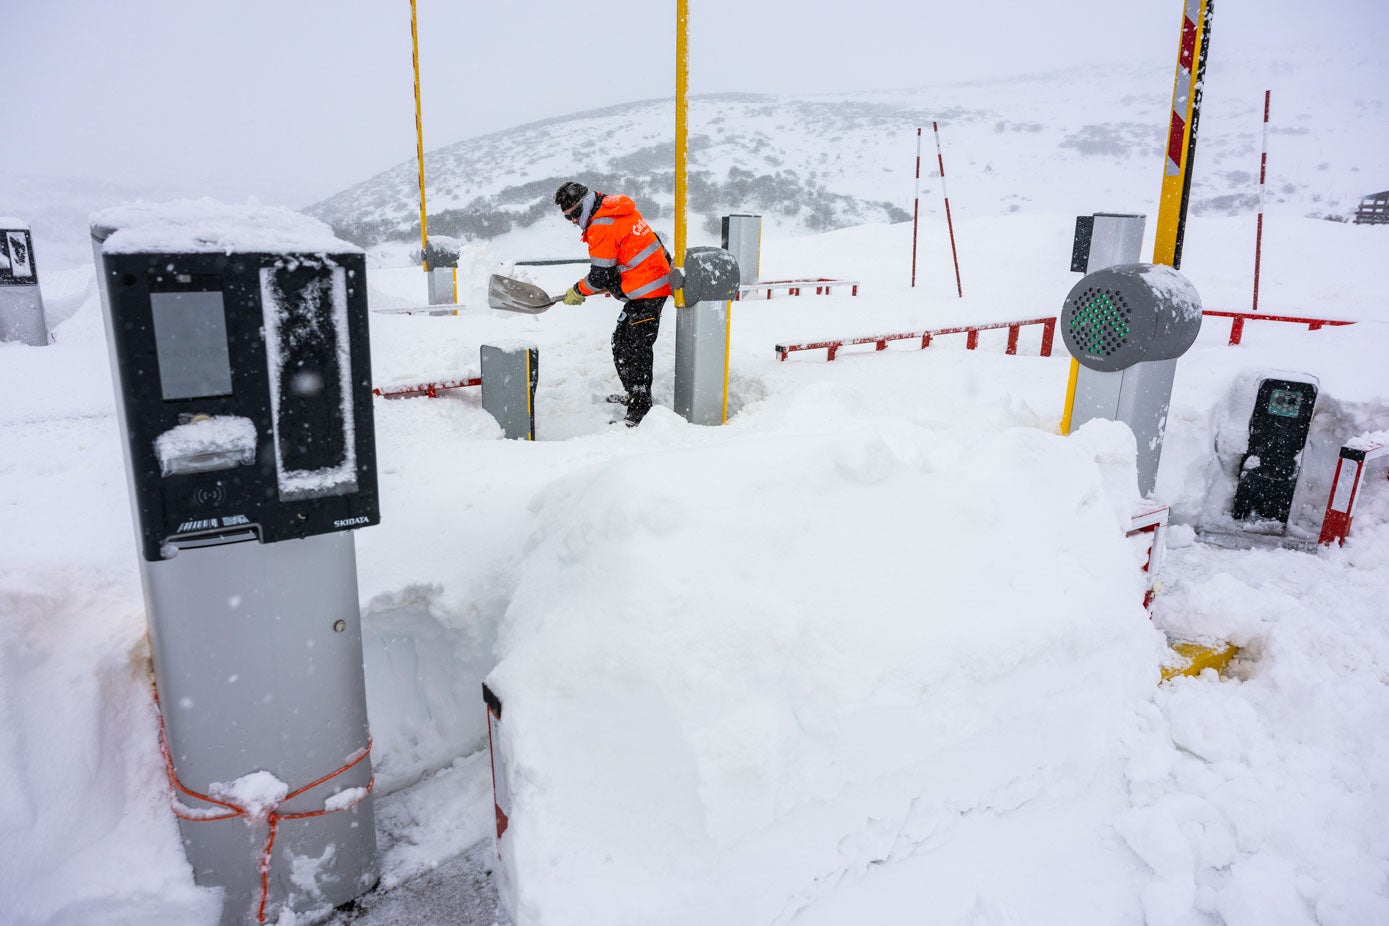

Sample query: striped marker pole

[933,121,963,298]
[911,127,922,288]
[1252,89,1270,311]
[1153,0,1213,269]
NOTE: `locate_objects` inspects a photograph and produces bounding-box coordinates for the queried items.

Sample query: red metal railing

[775,317,1055,362]
[737,278,859,301]
[372,376,480,399]
[1202,310,1355,346]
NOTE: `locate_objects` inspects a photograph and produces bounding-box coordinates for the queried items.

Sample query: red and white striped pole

[1252,90,1270,311]
[911,128,922,288]
[934,121,963,298]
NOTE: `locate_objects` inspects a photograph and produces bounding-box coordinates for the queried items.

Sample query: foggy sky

[2,0,1383,209]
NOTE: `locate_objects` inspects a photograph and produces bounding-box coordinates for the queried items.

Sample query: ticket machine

[0,221,51,345]
[92,203,379,925]
[1232,377,1319,525]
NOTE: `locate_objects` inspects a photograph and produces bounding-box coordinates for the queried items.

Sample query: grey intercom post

[1061,258,1203,496]
[0,220,51,346]
[721,214,761,285]
[91,203,379,925]
[674,247,741,426]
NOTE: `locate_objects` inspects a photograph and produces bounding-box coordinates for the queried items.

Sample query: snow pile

[1129,530,1389,925]
[153,415,257,476]
[91,199,356,255]
[484,418,1166,923]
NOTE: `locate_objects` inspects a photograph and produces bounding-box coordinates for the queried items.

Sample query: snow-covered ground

[1,202,1387,926]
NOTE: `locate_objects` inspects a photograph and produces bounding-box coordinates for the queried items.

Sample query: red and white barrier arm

[735,278,860,301]
[373,376,481,399]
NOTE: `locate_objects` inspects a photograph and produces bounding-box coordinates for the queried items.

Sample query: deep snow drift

[1,202,1388,926]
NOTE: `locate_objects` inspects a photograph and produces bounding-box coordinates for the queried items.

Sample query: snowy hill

[304,58,1389,250]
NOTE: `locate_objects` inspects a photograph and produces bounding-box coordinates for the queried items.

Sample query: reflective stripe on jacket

[575,195,672,300]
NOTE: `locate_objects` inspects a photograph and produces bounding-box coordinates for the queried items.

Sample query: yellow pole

[673,0,689,308]
[1152,0,1211,268]
[410,0,429,271]
[1059,358,1080,435]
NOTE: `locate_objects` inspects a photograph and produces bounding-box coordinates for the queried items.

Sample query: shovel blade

[487,274,560,314]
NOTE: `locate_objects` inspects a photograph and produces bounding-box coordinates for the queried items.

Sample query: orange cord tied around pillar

[151,687,376,924]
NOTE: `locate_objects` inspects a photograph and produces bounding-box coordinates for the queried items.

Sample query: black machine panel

[101,250,378,560]
[0,228,39,284]
[1231,378,1318,525]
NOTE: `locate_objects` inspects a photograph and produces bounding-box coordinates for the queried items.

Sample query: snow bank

[485,418,1167,924]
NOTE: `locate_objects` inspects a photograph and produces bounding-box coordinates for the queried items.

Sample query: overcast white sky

[2,0,1383,208]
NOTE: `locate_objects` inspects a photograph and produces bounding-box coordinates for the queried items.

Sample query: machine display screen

[151,289,234,401]
[1267,388,1304,418]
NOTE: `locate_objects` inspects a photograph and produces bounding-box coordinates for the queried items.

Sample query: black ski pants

[611,296,665,412]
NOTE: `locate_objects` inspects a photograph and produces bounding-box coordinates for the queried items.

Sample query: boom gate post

[0,220,52,346]
[674,247,740,425]
[91,203,380,925]
[1060,256,1203,496]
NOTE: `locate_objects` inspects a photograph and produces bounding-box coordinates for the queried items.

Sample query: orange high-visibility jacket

[575,195,673,301]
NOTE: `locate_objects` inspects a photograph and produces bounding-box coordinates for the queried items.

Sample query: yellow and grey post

[480,343,539,440]
[0,222,52,346]
[674,247,741,426]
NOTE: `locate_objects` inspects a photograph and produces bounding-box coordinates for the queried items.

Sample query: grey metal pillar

[1071,358,1179,495]
[481,343,538,440]
[721,214,761,285]
[673,246,740,427]
[427,266,455,305]
[0,224,51,346]
[674,300,729,426]
[144,531,378,924]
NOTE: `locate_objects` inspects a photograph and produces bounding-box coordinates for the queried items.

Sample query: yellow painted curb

[1160,641,1240,682]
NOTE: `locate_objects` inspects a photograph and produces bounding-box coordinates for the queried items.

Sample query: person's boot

[623,392,652,427]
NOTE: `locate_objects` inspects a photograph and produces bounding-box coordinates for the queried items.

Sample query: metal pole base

[673,300,729,426]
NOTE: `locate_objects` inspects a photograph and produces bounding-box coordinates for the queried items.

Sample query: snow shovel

[487,274,564,314]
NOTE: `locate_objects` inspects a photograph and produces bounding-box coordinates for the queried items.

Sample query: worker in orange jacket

[555,181,672,427]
